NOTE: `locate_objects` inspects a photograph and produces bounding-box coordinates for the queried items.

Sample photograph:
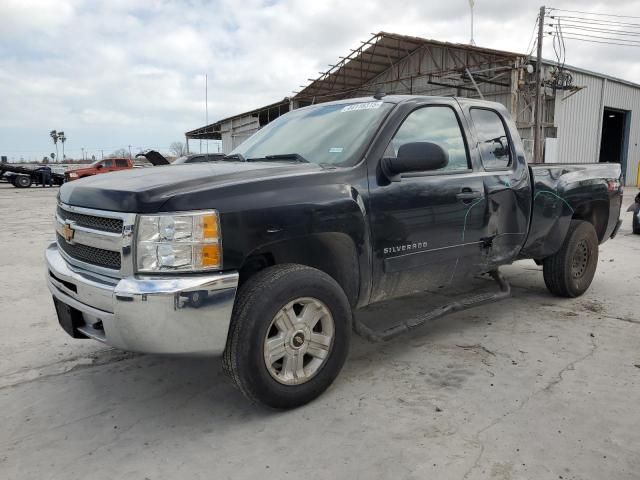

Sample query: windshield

[230,101,394,166]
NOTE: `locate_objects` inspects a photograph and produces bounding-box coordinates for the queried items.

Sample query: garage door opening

[599,108,630,172]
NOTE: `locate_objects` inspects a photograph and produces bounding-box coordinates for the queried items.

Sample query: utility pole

[100,150,104,160]
[81,147,85,161]
[533,5,545,164]
[128,145,132,159]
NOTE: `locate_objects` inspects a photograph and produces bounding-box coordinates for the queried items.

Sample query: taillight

[607,179,622,193]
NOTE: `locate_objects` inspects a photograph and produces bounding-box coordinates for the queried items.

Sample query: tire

[633,209,640,235]
[15,175,32,188]
[223,264,352,409]
[543,220,599,298]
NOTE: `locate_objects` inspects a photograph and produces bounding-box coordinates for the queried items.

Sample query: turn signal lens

[198,245,221,267]
[202,214,219,239]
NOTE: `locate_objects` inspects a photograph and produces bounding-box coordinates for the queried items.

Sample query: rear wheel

[543,220,599,297]
[14,175,32,188]
[224,264,351,409]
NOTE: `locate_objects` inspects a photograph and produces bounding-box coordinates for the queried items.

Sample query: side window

[102,159,114,168]
[189,156,205,163]
[115,159,128,167]
[470,108,511,170]
[385,106,470,172]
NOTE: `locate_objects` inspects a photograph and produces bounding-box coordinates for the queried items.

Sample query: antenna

[469,0,476,45]
[373,85,386,100]
[205,74,209,155]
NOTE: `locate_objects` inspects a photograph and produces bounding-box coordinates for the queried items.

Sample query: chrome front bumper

[45,242,239,355]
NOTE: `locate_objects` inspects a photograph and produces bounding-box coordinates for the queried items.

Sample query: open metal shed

[187,31,640,185]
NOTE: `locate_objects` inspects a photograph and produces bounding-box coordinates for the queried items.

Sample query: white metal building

[186,32,640,186]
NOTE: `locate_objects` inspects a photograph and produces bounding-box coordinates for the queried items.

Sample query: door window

[115,159,128,167]
[102,159,114,168]
[385,106,470,172]
[470,108,511,170]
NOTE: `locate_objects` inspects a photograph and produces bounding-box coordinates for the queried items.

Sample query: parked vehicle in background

[136,150,224,165]
[65,158,133,181]
[173,153,225,164]
[46,96,623,409]
[627,192,640,234]
[0,164,65,188]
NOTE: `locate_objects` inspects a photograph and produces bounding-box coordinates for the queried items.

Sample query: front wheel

[223,264,351,409]
[543,220,599,297]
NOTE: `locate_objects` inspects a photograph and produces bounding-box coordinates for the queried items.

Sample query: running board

[353,269,511,343]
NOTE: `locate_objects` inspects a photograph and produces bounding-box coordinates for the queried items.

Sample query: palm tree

[58,131,66,161]
[50,130,59,163]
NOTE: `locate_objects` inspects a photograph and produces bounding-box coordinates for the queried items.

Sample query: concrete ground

[0,182,639,480]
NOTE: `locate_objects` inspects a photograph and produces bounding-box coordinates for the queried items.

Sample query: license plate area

[52,296,88,339]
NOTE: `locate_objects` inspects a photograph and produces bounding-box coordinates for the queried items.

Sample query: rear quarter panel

[521,163,622,259]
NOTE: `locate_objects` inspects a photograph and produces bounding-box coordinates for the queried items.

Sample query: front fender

[220,182,372,307]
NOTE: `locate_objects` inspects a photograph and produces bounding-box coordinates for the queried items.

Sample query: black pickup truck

[46,96,623,408]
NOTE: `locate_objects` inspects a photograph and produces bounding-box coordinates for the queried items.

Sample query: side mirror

[96,164,104,169]
[382,142,449,181]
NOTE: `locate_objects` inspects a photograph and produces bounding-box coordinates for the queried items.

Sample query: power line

[549,32,640,48]
[548,30,640,44]
[547,7,640,20]
[550,23,640,38]
[549,15,640,29]
[525,14,541,58]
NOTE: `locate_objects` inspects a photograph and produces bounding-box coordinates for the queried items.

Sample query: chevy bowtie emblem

[63,223,75,243]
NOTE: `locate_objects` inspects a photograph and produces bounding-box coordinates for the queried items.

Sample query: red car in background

[65,158,133,181]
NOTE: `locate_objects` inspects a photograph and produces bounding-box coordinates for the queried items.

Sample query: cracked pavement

[1,184,639,480]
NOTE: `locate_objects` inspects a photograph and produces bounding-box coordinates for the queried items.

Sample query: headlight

[69,172,78,178]
[135,211,221,272]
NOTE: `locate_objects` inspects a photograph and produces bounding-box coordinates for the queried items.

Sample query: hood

[58,161,325,213]
[136,150,170,166]
[67,165,94,174]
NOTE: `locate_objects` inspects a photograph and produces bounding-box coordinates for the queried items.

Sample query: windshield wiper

[222,153,246,162]
[247,153,310,163]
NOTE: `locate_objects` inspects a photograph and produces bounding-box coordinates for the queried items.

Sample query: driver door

[368,102,488,302]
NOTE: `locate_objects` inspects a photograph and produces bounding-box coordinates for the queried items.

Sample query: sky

[2,0,640,161]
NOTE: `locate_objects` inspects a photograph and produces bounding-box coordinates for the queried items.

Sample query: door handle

[456,190,483,202]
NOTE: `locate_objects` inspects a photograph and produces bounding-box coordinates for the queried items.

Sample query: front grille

[57,206,123,233]
[57,233,121,270]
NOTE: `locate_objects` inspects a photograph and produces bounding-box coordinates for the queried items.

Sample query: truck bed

[522,162,623,259]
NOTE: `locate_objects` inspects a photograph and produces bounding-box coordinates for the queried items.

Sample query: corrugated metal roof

[293,31,523,102]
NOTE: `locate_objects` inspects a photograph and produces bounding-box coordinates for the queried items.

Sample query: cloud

[1,0,640,159]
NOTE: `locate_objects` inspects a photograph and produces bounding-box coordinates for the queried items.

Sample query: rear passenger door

[115,159,129,170]
[367,101,489,302]
[464,106,531,267]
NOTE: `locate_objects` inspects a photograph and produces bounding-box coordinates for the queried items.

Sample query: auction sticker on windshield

[341,101,383,112]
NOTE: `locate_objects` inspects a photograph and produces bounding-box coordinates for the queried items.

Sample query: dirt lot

[1,183,639,480]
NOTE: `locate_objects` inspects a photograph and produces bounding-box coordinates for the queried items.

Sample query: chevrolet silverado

[46,96,623,408]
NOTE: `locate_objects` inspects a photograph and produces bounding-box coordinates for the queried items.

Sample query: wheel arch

[571,199,609,242]
[238,232,361,308]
